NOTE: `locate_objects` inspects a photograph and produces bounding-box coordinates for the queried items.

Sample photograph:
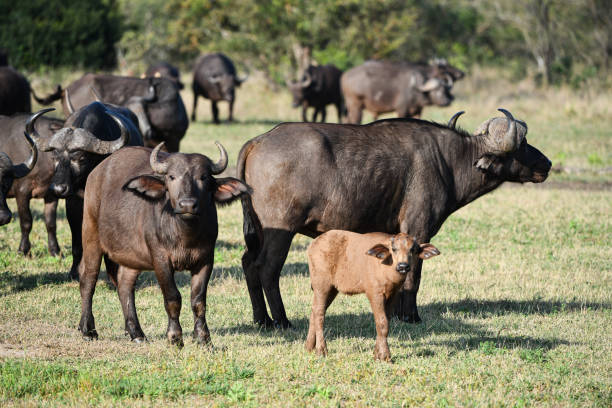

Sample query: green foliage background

[1,0,610,86]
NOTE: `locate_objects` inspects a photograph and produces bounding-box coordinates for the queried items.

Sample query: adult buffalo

[78,143,250,345]
[287,64,344,123]
[0,66,31,115]
[29,102,143,280]
[143,61,184,89]
[0,111,64,255]
[32,74,188,152]
[237,109,551,328]
[341,59,464,124]
[191,53,248,124]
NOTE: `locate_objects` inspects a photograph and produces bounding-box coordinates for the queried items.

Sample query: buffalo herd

[0,50,552,358]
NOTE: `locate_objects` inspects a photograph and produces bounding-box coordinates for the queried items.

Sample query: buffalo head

[27,106,130,198]
[0,129,38,225]
[124,142,250,220]
[471,109,552,183]
[287,72,313,108]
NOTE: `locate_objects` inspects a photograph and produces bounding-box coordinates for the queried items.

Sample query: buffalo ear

[366,244,393,265]
[474,154,496,173]
[214,177,251,205]
[123,175,166,200]
[418,243,440,260]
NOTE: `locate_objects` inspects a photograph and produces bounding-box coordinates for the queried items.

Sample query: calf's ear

[214,177,251,205]
[418,243,440,260]
[366,244,393,265]
[123,175,166,200]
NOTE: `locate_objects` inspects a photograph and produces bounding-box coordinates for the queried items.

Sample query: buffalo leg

[153,260,183,346]
[242,249,273,328]
[302,104,308,122]
[228,100,234,122]
[211,101,220,124]
[312,108,319,122]
[190,258,214,345]
[320,107,326,123]
[15,193,32,256]
[191,89,198,122]
[345,99,362,124]
[66,196,83,280]
[259,229,294,328]
[78,211,102,340]
[104,254,119,287]
[336,103,343,123]
[369,293,391,361]
[392,259,423,323]
[306,287,337,355]
[43,193,60,256]
[116,265,145,342]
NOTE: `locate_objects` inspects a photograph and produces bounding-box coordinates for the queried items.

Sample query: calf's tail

[237,140,263,260]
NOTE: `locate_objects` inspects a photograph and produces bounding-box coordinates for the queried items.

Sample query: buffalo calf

[306,231,439,361]
[79,142,250,346]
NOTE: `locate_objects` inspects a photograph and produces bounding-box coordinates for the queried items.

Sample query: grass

[0,70,610,406]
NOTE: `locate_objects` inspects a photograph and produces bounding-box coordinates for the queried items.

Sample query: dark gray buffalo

[342,59,464,124]
[0,66,31,115]
[33,73,188,152]
[287,64,344,123]
[0,111,64,255]
[29,102,143,280]
[78,142,250,345]
[143,61,184,89]
[192,53,248,124]
[237,109,551,328]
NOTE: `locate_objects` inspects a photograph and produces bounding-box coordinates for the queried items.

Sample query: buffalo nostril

[52,184,68,196]
[396,262,410,272]
[178,198,198,213]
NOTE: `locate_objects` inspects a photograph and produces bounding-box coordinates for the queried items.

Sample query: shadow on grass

[0,270,71,297]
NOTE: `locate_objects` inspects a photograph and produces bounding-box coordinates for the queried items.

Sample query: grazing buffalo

[143,61,184,89]
[237,109,551,328]
[78,143,250,345]
[0,111,64,255]
[32,73,188,152]
[287,64,344,123]
[29,102,143,280]
[341,59,464,124]
[192,53,248,124]
[0,66,31,115]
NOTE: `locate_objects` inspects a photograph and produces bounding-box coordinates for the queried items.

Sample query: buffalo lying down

[79,143,250,345]
[238,109,551,328]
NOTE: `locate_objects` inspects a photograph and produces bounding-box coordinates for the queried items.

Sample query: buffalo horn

[301,72,312,88]
[77,111,130,155]
[210,141,228,175]
[418,78,441,92]
[65,88,75,115]
[497,108,518,153]
[90,86,103,102]
[12,130,39,178]
[448,111,465,129]
[150,142,169,174]
[25,108,55,152]
[143,84,156,102]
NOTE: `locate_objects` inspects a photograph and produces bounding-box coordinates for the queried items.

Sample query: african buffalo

[192,53,248,124]
[341,59,464,124]
[78,142,250,345]
[287,64,344,123]
[29,102,143,280]
[237,109,551,328]
[0,66,31,115]
[143,61,184,89]
[0,111,64,255]
[32,73,188,152]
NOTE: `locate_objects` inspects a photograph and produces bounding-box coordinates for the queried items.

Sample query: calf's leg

[153,260,183,346]
[368,294,391,361]
[116,265,146,342]
[307,287,337,356]
[190,259,214,345]
[43,193,60,256]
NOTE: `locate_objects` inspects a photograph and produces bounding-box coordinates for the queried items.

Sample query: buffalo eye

[168,175,175,181]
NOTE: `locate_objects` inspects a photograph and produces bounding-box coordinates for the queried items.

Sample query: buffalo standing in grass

[341,59,464,124]
[286,64,344,123]
[33,74,188,152]
[0,111,64,255]
[237,109,551,328]
[191,53,248,124]
[143,61,184,90]
[29,103,143,280]
[78,143,250,345]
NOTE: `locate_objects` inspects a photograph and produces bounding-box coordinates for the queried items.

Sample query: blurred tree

[0,0,122,70]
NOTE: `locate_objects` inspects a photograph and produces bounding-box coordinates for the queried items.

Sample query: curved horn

[149,142,169,174]
[210,141,228,175]
[25,108,55,152]
[12,130,39,178]
[448,111,465,129]
[498,108,518,152]
[65,88,75,115]
[418,78,441,92]
[90,86,103,102]
[143,84,156,102]
[76,110,130,155]
[301,71,312,88]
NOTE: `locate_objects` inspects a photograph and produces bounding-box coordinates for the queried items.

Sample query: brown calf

[306,230,440,361]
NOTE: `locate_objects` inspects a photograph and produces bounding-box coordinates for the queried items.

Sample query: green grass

[1,72,610,406]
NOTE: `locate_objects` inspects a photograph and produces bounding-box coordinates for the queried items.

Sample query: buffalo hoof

[168,334,184,348]
[49,248,61,257]
[273,319,293,330]
[69,270,79,282]
[400,314,422,324]
[132,337,147,344]
[254,316,274,329]
[18,245,31,257]
[82,330,98,341]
